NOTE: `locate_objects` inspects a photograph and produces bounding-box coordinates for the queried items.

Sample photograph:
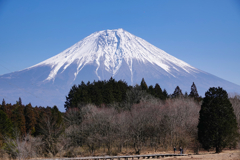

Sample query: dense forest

[64,77,198,110]
[0,78,239,159]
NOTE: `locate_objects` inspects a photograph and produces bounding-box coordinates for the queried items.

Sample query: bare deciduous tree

[230,95,240,129]
[64,96,201,156]
[37,112,64,157]
[229,94,240,148]
[3,131,43,160]
[159,97,200,152]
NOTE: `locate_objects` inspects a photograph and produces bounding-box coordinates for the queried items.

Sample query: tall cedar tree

[140,78,148,91]
[24,103,36,134]
[198,87,239,153]
[189,82,199,99]
[11,103,26,135]
[18,97,22,106]
[0,110,13,138]
[171,86,183,98]
[154,83,165,100]
[1,99,6,108]
[162,89,168,99]
[52,105,63,125]
[0,99,7,114]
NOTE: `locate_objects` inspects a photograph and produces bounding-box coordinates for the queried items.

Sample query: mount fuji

[1,28,239,111]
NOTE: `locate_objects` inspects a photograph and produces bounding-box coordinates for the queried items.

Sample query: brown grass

[153,150,240,160]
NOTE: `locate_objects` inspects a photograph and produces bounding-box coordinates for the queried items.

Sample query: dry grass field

[154,150,240,160]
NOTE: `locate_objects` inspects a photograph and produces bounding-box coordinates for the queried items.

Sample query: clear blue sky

[0,0,240,86]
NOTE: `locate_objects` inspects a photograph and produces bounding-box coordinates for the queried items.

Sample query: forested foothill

[0,78,239,159]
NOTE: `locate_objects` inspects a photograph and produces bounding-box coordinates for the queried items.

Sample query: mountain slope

[0,28,239,111]
[29,28,201,83]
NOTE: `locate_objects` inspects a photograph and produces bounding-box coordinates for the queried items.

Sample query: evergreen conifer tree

[52,105,63,126]
[189,82,199,99]
[2,99,5,107]
[24,103,36,134]
[64,84,78,110]
[171,86,183,98]
[11,104,26,135]
[154,83,164,100]
[140,78,148,91]
[0,99,6,112]
[18,97,22,106]
[162,89,168,100]
[198,87,239,153]
[0,110,13,138]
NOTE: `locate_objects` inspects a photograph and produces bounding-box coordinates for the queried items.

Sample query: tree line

[65,78,200,111]
[0,78,239,159]
[0,100,64,159]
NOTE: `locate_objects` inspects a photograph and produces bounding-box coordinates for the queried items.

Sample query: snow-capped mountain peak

[30,28,200,83]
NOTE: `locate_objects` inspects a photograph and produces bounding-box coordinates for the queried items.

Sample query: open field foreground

[156,150,240,160]
[26,150,240,160]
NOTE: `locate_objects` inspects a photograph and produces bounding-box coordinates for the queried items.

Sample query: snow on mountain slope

[29,28,201,84]
[0,28,240,111]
